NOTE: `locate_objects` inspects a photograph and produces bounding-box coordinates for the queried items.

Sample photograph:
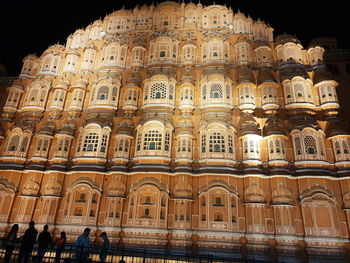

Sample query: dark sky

[1,0,349,76]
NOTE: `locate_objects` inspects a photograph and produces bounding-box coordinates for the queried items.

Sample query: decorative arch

[198,180,239,231]
[291,127,326,162]
[300,185,341,237]
[62,177,102,225]
[127,177,169,228]
[199,122,236,161]
[135,119,173,158]
[0,178,16,222]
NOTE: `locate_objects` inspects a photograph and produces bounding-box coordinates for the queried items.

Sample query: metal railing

[0,238,266,263]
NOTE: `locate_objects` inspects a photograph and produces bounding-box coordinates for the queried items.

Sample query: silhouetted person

[17,221,38,263]
[99,232,110,263]
[3,224,19,263]
[75,228,91,263]
[36,225,52,263]
[54,232,66,263]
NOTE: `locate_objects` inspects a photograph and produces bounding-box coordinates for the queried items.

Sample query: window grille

[83,133,99,152]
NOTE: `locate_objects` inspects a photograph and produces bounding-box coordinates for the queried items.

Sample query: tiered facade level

[1,1,350,261]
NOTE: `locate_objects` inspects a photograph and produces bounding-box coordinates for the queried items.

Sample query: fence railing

[0,238,265,263]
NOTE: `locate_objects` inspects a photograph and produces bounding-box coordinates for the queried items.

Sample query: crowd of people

[2,221,111,263]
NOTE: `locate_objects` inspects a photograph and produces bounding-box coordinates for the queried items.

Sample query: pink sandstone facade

[0,1,350,261]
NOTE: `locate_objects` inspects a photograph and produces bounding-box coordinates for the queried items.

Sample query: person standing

[36,225,52,263]
[17,221,38,263]
[74,228,91,263]
[99,232,110,263]
[3,224,19,263]
[54,232,66,263]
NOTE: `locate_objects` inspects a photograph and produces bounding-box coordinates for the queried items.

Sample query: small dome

[275,34,300,46]
[257,70,277,85]
[313,70,333,85]
[239,114,261,136]
[186,2,196,8]
[263,118,287,137]
[325,118,350,138]
[234,10,246,19]
[237,68,255,84]
[23,54,38,62]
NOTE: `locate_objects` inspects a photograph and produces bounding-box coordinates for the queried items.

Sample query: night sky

[1,0,349,76]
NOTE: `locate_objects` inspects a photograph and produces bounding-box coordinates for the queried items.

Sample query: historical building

[0,1,350,261]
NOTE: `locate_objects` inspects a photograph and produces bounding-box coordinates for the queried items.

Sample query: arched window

[262,86,277,105]
[83,133,99,152]
[20,137,29,153]
[97,86,109,100]
[210,84,223,98]
[201,134,206,153]
[304,135,317,155]
[143,130,162,150]
[209,133,225,153]
[7,135,20,152]
[150,82,167,99]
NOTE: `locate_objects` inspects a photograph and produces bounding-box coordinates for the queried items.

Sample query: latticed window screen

[57,139,64,152]
[318,136,324,155]
[97,86,109,100]
[269,140,274,153]
[8,135,19,151]
[169,84,174,99]
[202,85,207,99]
[143,130,162,150]
[136,134,141,151]
[117,138,124,151]
[39,90,47,103]
[275,140,281,153]
[165,133,170,151]
[228,134,234,153]
[73,89,84,103]
[210,84,223,98]
[29,89,38,102]
[124,140,129,153]
[20,137,29,152]
[83,133,99,152]
[126,89,137,101]
[209,132,225,153]
[335,141,341,154]
[201,134,206,153]
[304,135,317,154]
[100,134,108,152]
[244,140,248,153]
[294,136,302,155]
[150,83,167,99]
[64,139,70,152]
[343,140,349,154]
[43,139,49,152]
[226,84,231,99]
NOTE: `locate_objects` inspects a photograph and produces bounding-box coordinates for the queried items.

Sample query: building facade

[0,1,350,261]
